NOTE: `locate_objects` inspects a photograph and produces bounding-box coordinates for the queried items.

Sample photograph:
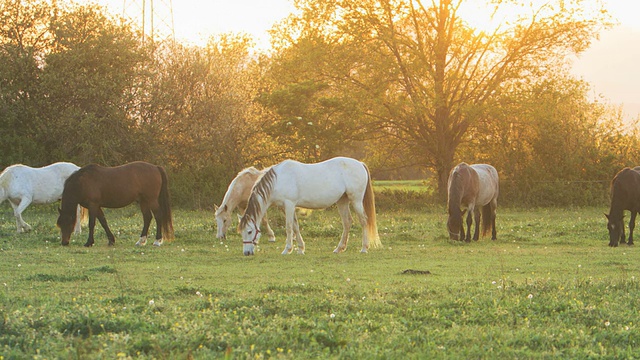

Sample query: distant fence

[373,179,611,211]
[498,180,610,208]
[174,179,612,211]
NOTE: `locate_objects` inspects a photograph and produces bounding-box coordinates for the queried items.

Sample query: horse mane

[64,164,94,187]
[240,167,277,229]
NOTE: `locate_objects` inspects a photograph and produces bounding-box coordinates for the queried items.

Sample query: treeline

[1,0,639,208]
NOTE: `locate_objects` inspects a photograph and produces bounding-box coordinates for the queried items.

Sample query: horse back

[470,164,499,206]
[1,163,79,204]
[75,162,163,208]
[273,157,368,208]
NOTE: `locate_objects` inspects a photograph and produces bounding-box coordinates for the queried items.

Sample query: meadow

[0,198,639,359]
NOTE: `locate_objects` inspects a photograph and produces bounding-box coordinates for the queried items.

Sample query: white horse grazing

[239,157,381,256]
[215,167,275,242]
[0,162,84,233]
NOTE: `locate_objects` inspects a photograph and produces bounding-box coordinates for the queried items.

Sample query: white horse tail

[362,163,381,248]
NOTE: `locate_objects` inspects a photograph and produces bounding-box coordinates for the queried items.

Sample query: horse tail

[362,163,381,248]
[481,204,492,236]
[158,166,174,241]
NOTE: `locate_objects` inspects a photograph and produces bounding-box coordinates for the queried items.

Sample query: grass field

[1,201,639,359]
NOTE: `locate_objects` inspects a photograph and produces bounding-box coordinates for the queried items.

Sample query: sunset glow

[93,0,639,116]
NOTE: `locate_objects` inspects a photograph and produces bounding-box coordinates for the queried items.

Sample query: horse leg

[85,212,97,247]
[333,196,353,253]
[95,208,116,246]
[465,207,473,242]
[10,197,32,232]
[136,205,153,246]
[472,208,481,241]
[262,212,276,242]
[459,209,466,241]
[293,212,305,254]
[628,211,636,246]
[150,202,166,246]
[350,196,371,253]
[282,203,296,255]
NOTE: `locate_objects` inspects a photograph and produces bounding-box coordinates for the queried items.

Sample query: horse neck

[59,186,80,214]
[447,175,463,216]
[608,189,626,221]
[221,173,255,212]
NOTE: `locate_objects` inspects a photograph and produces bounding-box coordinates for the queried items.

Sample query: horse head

[214,204,230,240]
[447,213,463,241]
[605,213,624,247]
[56,207,77,246]
[240,218,261,256]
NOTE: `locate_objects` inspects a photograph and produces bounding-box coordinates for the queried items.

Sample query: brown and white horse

[447,163,499,242]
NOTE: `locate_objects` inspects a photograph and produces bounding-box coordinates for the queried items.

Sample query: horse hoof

[153,240,163,246]
[268,237,276,243]
[360,249,368,253]
[84,243,94,247]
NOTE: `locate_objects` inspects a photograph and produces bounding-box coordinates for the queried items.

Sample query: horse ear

[214,204,219,211]
[237,214,242,222]
[604,213,610,220]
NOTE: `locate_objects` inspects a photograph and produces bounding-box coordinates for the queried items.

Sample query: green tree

[267,0,610,195]
[464,76,640,205]
[137,36,268,207]
[39,3,145,165]
[0,0,53,165]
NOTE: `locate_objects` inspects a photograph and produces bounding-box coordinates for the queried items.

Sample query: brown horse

[447,163,499,242]
[56,161,173,247]
[605,167,640,247]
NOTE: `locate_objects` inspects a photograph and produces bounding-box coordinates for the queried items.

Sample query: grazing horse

[239,157,380,256]
[56,161,173,247]
[0,162,84,233]
[215,167,275,242]
[447,163,499,242]
[605,167,640,247]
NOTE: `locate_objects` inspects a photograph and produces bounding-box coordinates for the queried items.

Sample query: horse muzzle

[243,242,256,256]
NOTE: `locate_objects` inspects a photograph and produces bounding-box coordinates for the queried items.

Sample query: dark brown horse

[605,167,640,247]
[447,163,499,242]
[56,161,173,247]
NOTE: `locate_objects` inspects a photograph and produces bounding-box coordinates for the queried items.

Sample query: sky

[94,0,639,119]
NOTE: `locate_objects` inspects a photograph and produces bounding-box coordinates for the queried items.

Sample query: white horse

[239,157,381,256]
[215,167,276,242]
[0,162,84,233]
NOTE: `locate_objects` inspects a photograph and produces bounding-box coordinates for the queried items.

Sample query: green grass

[1,203,639,359]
